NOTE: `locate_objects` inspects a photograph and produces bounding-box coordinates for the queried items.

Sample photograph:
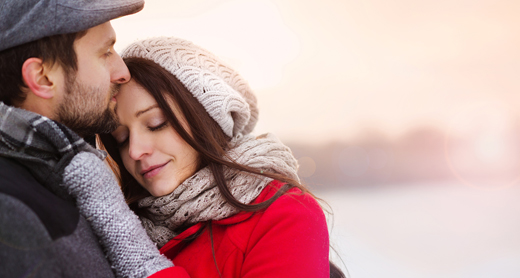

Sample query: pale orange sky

[112,0,520,144]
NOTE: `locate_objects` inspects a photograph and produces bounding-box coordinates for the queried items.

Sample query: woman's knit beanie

[121,37,258,138]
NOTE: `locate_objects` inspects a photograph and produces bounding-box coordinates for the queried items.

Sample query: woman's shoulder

[255,180,323,212]
[220,179,329,258]
[238,180,330,267]
[255,180,326,222]
[219,179,325,226]
[219,180,327,230]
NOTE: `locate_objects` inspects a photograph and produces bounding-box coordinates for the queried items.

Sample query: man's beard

[56,75,119,138]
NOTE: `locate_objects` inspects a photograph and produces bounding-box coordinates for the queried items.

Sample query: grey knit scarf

[138,133,299,248]
[0,102,104,199]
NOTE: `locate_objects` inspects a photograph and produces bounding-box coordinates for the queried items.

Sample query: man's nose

[111,52,130,84]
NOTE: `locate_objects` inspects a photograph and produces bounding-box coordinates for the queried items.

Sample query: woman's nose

[127,135,152,161]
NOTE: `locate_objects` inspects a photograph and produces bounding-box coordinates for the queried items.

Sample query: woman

[95,37,343,277]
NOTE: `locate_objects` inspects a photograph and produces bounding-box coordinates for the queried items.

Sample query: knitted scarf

[0,102,104,200]
[138,133,299,248]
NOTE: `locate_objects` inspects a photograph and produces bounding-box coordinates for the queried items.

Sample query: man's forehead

[76,23,117,49]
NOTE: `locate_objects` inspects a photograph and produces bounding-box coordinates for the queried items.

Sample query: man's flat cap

[0,0,144,52]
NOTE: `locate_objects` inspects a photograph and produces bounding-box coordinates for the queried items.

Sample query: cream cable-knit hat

[121,37,259,138]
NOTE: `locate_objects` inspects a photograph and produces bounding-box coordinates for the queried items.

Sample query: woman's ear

[21,57,56,99]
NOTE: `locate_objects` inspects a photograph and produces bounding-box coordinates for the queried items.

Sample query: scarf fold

[138,133,299,248]
[0,102,105,199]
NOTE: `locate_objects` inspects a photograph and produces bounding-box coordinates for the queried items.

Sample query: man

[0,1,179,277]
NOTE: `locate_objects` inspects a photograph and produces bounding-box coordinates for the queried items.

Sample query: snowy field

[317,181,520,278]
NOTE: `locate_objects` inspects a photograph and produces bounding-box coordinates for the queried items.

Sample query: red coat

[149,180,330,278]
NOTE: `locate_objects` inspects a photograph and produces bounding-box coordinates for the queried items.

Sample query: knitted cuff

[63,152,173,278]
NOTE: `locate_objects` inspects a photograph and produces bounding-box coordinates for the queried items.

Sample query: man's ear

[21,58,56,99]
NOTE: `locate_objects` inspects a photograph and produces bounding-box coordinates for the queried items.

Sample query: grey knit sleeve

[62,152,174,278]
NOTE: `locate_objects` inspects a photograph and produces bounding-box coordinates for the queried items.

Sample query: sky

[112,0,520,145]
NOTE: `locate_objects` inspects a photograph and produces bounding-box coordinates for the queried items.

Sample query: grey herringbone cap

[0,0,144,52]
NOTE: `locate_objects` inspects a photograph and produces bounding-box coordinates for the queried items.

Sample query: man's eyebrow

[135,104,159,118]
[102,37,116,49]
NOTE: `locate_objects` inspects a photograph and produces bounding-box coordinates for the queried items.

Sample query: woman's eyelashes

[116,122,168,148]
[148,121,168,132]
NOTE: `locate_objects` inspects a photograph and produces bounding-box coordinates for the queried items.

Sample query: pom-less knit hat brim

[0,0,145,52]
[121,37,259,138]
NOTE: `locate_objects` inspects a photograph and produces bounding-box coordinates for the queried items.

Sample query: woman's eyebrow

[135,104,159,118]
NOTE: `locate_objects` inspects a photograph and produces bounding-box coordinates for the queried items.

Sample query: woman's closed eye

[148,121,168,132]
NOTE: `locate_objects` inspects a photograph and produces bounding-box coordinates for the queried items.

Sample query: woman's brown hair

[97,57,345,278]
[98,57,304,210]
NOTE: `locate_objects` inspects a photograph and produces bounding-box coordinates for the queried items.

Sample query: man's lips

[140,161,170,179]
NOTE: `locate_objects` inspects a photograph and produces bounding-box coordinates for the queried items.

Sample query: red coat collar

[159,180,287,253]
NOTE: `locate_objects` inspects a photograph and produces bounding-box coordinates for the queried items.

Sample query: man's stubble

[56,74,119,138]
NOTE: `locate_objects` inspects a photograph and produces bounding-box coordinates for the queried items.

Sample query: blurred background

[113,1,520,277]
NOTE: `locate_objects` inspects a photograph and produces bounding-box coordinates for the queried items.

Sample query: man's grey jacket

[0,156,115,277]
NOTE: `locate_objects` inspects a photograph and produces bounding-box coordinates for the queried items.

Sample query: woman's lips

[141,161,169,179]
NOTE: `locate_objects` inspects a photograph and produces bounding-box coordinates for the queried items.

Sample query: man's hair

[0,31,86,105]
